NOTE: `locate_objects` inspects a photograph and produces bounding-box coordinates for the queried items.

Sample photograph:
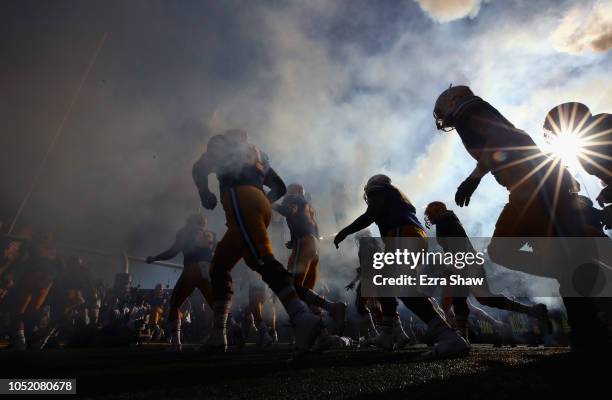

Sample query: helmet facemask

[433,109,455,132]
[433,84,475,132]
[424,213,433,229]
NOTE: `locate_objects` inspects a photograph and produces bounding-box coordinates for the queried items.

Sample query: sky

[1,0,611,288]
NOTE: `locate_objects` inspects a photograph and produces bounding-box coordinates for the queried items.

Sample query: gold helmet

[433,85,474,131]
[424,201,447,228]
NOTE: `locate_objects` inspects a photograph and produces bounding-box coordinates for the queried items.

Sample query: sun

[543,127,586,170]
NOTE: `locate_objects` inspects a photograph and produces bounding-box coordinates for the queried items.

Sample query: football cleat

[166,342,182,353]
[358,313,379,346]
[200,328,228,354]
[10,336,27,352]
[245,316,258,339]
[229,322,245,350]
[426,330,470,359]
[256,326,273,348]
[370,326,394,350]
[292,312,322,356]
[312,332,355,351]
[393,316,416,349]
[422,316,470,358]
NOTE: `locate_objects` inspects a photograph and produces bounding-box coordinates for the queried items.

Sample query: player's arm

[455,108,498,207]
[272,204,294,217]
[263,167,287,203]
[272,197,297,217]
[207,231,218,252]
[192,154,218,210]
[334,209,375,248]
[468,162,490,180]
[146,237,182,263]
[456,162,489,207]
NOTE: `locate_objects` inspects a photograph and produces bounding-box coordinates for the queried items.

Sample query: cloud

[550,0,612,54]
[414,0,489,23]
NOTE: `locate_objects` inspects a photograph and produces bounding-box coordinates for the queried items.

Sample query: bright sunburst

[543,128,586,169]
[542,102,594,171]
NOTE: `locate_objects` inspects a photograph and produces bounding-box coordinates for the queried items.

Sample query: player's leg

[205,228,244,353]
[451,296,470,338]
[369,297,413,350]
[13,287,33,350]
[355,285,378,342]
[478,296,548,320]
[489,197,607,350]
[31,282,52,310]
[168,266,199,351]
[397,225,469,356]
[293,237,346,333]
[194,262,214,306]
[229,186,322,355]
[251,288,272,348]
[270,299,278,342]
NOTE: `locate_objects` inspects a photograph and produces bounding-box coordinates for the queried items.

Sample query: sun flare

[544,128,586,168]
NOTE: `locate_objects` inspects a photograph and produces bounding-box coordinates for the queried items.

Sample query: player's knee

[210,264,230,286]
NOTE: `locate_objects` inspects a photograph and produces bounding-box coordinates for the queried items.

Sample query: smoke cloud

[550,0,612,54]
[1,0,611,291]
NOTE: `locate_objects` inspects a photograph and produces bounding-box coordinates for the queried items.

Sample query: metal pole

[0,233,183,270]
[123,253,130,274]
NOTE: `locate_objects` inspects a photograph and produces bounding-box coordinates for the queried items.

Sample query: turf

[0,344,604,399]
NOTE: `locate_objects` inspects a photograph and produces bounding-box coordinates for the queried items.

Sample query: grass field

[0,344,605,399]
